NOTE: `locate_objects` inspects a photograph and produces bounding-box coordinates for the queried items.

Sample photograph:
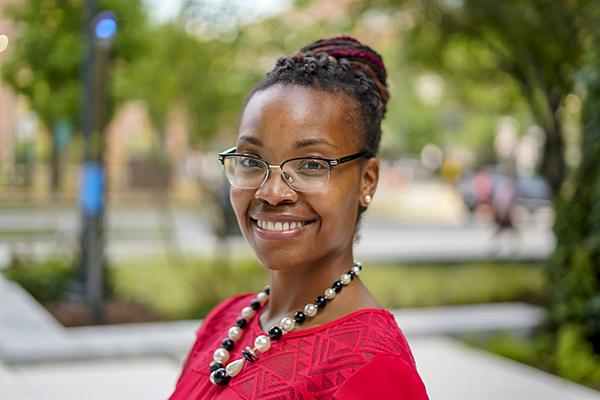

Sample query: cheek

[315,183,359,233]
[230,187,252,224]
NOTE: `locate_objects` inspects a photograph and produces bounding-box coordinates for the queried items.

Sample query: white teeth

[256,219,307,232]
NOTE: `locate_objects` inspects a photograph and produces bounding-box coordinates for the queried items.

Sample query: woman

[169,36,429,399]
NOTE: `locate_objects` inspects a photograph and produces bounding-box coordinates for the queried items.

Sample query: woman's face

[231,84,379,271]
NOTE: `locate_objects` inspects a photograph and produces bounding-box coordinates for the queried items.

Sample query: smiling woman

[169,36,429,400]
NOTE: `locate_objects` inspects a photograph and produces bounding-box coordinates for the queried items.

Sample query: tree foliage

[2,0,148,134]
[371,0,592,194]
[549,4,600,363]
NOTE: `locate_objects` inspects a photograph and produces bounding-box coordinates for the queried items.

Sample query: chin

[251,246,313,271]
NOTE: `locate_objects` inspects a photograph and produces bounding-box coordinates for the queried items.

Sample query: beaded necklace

[208,261,363,386]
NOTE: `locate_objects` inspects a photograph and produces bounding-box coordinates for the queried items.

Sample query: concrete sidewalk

[412,336,600,400]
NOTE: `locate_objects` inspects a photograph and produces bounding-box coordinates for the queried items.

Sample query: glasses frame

[217,146,369,192]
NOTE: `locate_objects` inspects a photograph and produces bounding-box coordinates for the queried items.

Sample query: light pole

[79,9,117,324]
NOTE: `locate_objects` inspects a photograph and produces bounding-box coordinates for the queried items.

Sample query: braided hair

[244,35,390,158]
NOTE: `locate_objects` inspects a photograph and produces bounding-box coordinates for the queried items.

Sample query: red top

[169,293,429,400]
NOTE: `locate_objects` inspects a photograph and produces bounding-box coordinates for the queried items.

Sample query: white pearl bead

[257,292,268,304]
[280,317,296,332]
[351,266,361,275]
[304,303,318,317]
[254,335,271,352]
[324,287,336,300]
[226,358,245,377]
[340,273,351,285]
[213,348,230,364]
[228,326,242,341]
[354,260,362,269]
[241,306,255,319]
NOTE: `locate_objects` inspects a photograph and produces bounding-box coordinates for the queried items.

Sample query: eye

[240,157,264,168]
[299,159,327,170]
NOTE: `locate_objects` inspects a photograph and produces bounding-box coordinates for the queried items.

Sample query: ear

[359,157,379,207]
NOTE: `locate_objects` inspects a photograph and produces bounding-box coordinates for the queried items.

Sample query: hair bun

[299,36,389,118]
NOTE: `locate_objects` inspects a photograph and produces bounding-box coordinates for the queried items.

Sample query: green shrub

[556,324,600,385]
[363,262,546,308]
[109,256,268,320]
[109,258,546,320]
[2,255,74,302]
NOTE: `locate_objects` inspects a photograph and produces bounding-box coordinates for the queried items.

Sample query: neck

[260,251,355,328]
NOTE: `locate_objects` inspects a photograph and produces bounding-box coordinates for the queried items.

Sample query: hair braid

[244,36,390,157]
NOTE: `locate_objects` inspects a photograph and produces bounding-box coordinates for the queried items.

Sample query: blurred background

[0,0,599,399]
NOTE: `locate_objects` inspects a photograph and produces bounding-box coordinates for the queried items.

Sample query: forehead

[238,84,360,153]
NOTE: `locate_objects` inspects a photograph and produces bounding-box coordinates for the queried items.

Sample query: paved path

[0,207,555,266]
[412,336,600,400]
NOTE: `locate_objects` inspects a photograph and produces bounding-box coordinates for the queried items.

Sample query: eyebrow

[238,135,338,150]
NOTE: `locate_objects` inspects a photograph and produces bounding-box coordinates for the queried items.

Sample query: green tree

[1,0,148,193]
[369,0,591,195]
[548,4,600,374]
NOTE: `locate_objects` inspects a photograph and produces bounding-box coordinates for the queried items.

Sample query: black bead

[236,317,248,328]
[209,361,223,372]
[212,368,230,385]
[332,280,343,293]
[315,296,327,309]
[264,286,270,295]
[268,326,283,340]
[349,270,356,279]
[250,299,261,311]
[221,338,234,351]
[242,347,258,363]
[294,311,306,324]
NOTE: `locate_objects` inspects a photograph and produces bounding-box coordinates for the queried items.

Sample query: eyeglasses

[218,147,369,193]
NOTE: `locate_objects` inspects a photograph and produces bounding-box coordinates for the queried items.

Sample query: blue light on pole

[94,12,117,41]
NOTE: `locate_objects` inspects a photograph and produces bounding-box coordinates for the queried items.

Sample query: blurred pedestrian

[490,173,520,256]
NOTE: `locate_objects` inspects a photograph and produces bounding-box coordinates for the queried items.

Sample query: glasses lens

[283,158,330,192]
[223,155,267,188]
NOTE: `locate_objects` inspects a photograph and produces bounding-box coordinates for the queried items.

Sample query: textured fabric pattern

[169,293,429,400]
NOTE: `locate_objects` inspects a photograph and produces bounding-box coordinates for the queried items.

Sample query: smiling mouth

[251,218,315,232]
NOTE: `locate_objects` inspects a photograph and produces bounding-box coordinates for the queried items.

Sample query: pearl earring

[363,194,372,204]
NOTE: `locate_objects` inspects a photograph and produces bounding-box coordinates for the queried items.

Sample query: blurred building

[0,0,20,179]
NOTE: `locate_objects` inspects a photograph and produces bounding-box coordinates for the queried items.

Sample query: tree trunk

[50,132,61,201]
[540,107,566,197]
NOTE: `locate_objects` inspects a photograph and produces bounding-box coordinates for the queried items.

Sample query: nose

[255,166,298,205]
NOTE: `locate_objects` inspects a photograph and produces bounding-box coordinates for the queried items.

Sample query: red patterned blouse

[169,293,429,400]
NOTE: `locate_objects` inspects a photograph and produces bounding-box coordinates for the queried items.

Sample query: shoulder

[332,310,429,399]
[335,309,418,367]
[333,353,429,400]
